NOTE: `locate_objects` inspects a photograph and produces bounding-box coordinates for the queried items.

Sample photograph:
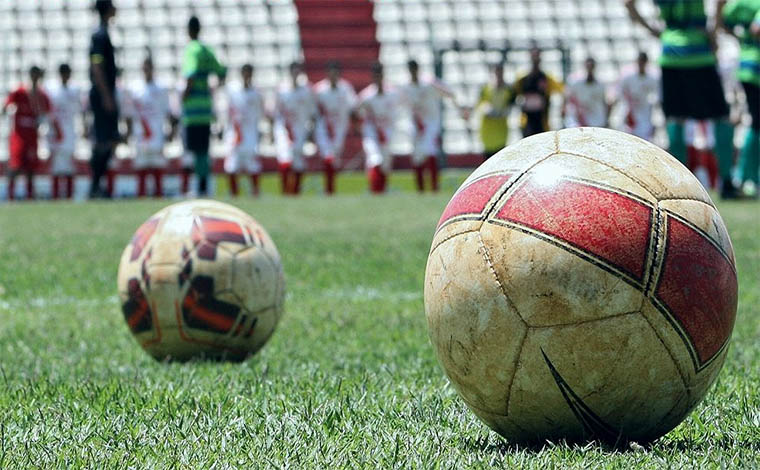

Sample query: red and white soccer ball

[424,127,738,443]
[117,200,285,361]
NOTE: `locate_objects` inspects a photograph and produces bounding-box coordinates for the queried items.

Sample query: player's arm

[625,0,663,37]
[433,79,469,118]
[91,34,115,113]
[1,92,14,115]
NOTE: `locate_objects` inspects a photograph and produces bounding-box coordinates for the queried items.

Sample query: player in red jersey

[2,66,50,201]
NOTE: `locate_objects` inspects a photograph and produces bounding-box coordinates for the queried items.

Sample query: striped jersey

[181,40,226,126]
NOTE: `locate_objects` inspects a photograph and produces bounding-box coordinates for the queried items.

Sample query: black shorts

[742,82,759,130]
[90,92,120,145]
[661,66,729,120]
[184,124,211,155]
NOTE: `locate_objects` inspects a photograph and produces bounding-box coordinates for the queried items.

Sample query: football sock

[414,166,425,192]
[106,170,115,197]
[714,120,735,181]
[52,176,60,199]
[198,176,208,195]
[8,176,15,201]
[153,170,163,197]
[65,175,73,199]
[738,128,759,184]
[427,156,439,192]
[137,170,147,197]
[181,170,191,194]
[278,163,291,194]
[325,159,335,195]
[378,168,387,192]
[368,166,383,193]
[293,172,303,195]
[666,121,686,165]
[229,174,239,196]
[26,173,34,200]
[251,174,260,196]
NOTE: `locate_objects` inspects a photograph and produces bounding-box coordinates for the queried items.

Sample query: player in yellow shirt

[475,62,513,159]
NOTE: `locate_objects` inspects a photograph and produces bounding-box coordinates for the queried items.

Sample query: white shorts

[49,140,76,175]
[411,119,441,165]
[362,123,392,172]
[224,137,261,174]
[134,136,166,169]
[274,120,308,172]
[315,118,348,161]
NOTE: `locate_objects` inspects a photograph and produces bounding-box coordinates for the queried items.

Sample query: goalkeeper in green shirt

[627,0,739,198]
[181,15,226,196]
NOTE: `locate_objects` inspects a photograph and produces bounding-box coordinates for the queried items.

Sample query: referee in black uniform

[89,0,118,198]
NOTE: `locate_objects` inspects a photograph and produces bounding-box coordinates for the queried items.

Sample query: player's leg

[661,67,688,165]
[363,125,383,194]
[7,170,17,201]
[738,82,760,186]
[66,175,74,199]
[291,130,307,195]
[421,122,441,192]
[136,169,147,197]
[273,120,293,194]
[25,170,35,200]
[411,125,425,192]
[24,143,38,200]
[52,174,60,200]
[315,119,336,194]
[247,149,262,197]
[224,149,240,197]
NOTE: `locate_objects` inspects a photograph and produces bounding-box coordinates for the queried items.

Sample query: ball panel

[658,199,735,264]
[537,153,657,203]
[231,246,280,312]
[437,173,513,230]
[555,127,713,204]
[478,223,644,327]
[424,231,527,415]
[491,168,655,283]
[653,215,738,367]
[507,314,686,442]
[462,131,558,187]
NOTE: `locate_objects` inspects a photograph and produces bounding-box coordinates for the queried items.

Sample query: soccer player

[88,0,119,198]
[2,66,50,201]
[513,47,564,137]
[274,62,317,195]
[182,15,226,196]
[475,62,513,160]
[402,59,462,192]
[358,63,398,194]
[626,0,738,198]
[48,64,83,199]
[721,0,760,194]
[126,57,173,198]
[224,64,264,197]
[564,57,610,129]
[615,52,660,141]
[314,61,357,195]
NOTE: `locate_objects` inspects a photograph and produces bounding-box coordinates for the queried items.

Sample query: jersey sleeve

[208,48,227,79]
[90,30,107,66]
[182,46,199,79]
[721,1,743,27]
[548,75,564,94]
[4,90,18,108]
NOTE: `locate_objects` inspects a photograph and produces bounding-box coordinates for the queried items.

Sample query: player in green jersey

[181,15,226,196]
[721,0,760,194]
[627,0,739,198]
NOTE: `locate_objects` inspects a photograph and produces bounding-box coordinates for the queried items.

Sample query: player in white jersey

[125,57,173,197]
[224,64,264,197]
[564,57,610,129]
[274,62,318,195]
[402,59,463,192]
[358,63,399,193]
[48,64,83,199]
[616,52,659,140]
[314,61,357,195]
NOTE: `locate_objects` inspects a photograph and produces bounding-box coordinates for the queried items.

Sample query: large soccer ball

[424,128,737,443]
[117,200,285,361]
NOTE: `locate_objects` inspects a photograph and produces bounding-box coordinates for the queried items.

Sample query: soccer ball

[424,128,737,443]
[117,200,285,361]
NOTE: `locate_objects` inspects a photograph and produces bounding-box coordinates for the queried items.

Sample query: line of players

[2,55,463,199]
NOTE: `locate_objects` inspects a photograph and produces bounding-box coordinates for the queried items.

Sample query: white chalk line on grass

[0,295,119,311]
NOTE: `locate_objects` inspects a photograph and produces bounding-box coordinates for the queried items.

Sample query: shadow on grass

[463,432,760,455]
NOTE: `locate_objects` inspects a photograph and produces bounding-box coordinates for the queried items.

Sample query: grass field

[0,170,758,468]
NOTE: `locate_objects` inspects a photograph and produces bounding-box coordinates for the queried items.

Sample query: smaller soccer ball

[117,200,285,361]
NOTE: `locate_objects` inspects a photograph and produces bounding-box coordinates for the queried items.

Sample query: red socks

[368,166,387,193]
[279,163,291,194]
[325,159,335,195]
[414,166,424,192]
[52,176,60,199]
[427,156,439,192]
[250,174,260,196]
[137,170,147,197]
[229,174,239,196]
[181,170,191,194]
